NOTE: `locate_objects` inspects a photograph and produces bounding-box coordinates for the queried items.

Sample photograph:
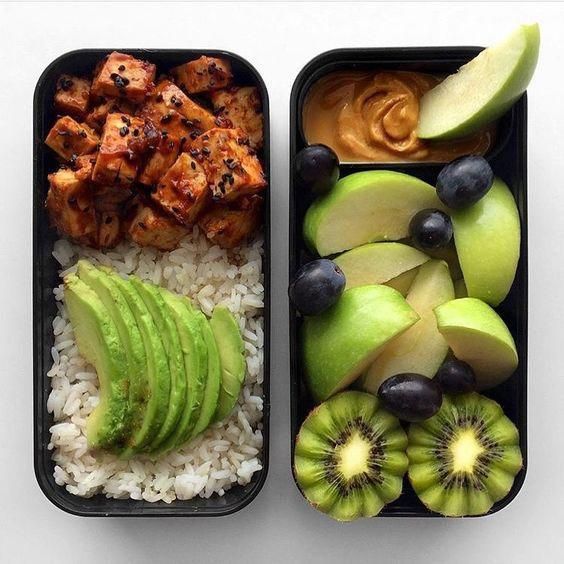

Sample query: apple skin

[434,297,518,390]
[302,285,419,403]
[334,242,429,290]
[418,24,540,140]
[362,260,454,393]
[303,171,444,257]
[451,177,520,306]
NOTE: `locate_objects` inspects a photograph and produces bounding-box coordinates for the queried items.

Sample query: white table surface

[1,1,563,562]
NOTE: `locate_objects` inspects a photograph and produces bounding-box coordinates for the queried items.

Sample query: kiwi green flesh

[294,391,408,522]
[407,393,522,517]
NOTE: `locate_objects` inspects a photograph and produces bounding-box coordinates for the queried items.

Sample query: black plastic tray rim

[289,46,528,518]
[33,48,271,517]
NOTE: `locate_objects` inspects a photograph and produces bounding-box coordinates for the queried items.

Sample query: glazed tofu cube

[85,97,137,131]
[45,116,99,162]
[152,153,209,225]
[73,153,98,181]
[46,168,97,243]
[210,87,263,149]
[91,51,156,103]
[172,56,232,94]
[198,195,262,249]
[127,202,188,251]
[54,75,91,117]
[190,128,267,202]
[138,136,182,186]
[97,211,123,248]
[92,113,146,186]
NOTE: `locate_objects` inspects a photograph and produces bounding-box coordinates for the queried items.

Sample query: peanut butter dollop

[302,71,495,163]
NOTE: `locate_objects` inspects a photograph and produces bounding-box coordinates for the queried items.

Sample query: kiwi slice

[407,393,522,517]
[293,391,408,521]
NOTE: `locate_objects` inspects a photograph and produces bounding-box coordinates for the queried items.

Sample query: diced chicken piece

[190,128,267,202]
[85,97,137,131]
[198,195,263,249]
[92,113,146,186]
[152,153,209,225]
[45,116,99,162]
[91,51,156,103]
[172,56,233,94]
[211,87,263,149]
[127,201,188,251]
[54,74,91,117]
[97,211,122,248]
[46,168,97,243]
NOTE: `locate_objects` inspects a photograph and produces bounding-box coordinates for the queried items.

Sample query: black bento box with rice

[33,49,270,516]
[289,37,533,519]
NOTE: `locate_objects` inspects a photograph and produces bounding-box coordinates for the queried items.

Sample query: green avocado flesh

[131,277,187,450]
[210,306,246,423]
[190,309,221,438]
[76,261,147,445]
[64,274,130,450]
[158,289,207,451]
[100,268,170,457]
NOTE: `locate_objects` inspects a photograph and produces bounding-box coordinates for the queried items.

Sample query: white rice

[46,226,264,503]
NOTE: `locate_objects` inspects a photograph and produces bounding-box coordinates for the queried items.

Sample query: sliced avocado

[130,276,187,450]
[158,288,207,451]
[99,268,170,457]
[188,308,221,439]
[76,261,147,444]
[64,274,129,450]
[210,306,246,423]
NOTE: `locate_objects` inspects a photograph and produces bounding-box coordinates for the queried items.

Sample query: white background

[1,1,563,563]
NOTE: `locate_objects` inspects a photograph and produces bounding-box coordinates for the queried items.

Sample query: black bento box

[33,49,270,517]
[289,48,528,517]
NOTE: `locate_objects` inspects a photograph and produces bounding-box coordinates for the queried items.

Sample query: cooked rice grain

[46,227,264,502]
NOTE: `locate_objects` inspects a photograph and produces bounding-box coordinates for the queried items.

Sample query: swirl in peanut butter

[302,71,495,163]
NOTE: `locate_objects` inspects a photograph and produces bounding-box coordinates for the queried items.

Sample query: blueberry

[435,359,477,395]
[378,373,443,423]
[289,259,345,316]
[436,155,494,209]
[409,209,453,250]
[295,144,339,195]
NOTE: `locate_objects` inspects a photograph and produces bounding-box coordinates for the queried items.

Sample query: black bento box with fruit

[289,24,537,520]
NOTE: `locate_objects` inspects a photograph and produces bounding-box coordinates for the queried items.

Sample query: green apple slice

[418,23,540,140]
[303,171,444,257]
[434,298,518,390]
[303,285,419,403]
[452,177,520,306]
[385,268,419,297]
[362,260,454,393]
[333,242,430,289]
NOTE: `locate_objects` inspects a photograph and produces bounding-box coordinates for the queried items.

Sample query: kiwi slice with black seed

[293,391,408,521]
[407,392,522,517]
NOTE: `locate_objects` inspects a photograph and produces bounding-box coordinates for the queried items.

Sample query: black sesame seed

[133,128,139,137]
[120,115,131,125]
[119,126,129,137]
[190,161,196,170]
[202,147,210,155]
[79,130,87,138]
[118,64,126,71]
[160,114,173,124]
[181,118,194,127]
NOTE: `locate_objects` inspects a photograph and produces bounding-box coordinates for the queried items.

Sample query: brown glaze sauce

[302,70,496,163]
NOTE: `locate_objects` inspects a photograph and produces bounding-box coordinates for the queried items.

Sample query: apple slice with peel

[418,23,540,140]
[434,298,518,390]
[361,260,454,394]
[303,171,444,257]
[452,177,520,306]
[386,268,419,297]
[333,242,429,290]
[303,285,419,403]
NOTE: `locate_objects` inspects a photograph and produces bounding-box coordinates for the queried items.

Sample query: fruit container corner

[33,48,271,517]
[289,47,528,517]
